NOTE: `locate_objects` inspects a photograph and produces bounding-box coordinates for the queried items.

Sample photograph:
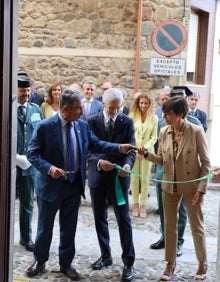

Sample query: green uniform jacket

[17,102,44,176]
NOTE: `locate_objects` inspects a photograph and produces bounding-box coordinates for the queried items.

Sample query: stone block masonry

[18,0,189,104]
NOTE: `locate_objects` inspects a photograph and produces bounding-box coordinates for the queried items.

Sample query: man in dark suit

[187,91,208,132]
[28,78,45,106]
[81,79,103,120]
[96,81,112,102]
[87,88,135,282]
[16,75,44,252]
[118,87,130,115]
[25,87,133,280]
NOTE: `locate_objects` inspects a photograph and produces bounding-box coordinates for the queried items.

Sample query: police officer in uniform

[16,75,44,251]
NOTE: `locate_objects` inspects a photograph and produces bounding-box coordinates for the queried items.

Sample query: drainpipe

[134,0,143,93]
[179,0,186,86]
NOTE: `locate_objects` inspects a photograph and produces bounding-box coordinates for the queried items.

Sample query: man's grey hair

[60,87,84,110]
[191,91,200,99]
[82,79,96,90]
[102,88,123,103]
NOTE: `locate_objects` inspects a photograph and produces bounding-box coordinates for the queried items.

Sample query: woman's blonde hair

[130,92,155,118]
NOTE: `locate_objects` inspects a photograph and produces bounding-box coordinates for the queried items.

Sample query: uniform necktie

[66,122,75,182]
[18,105,26,120]
[189,111,194,116]
[106,118,113,139]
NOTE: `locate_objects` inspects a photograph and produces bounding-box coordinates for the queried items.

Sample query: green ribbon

[115,164,213,183]
[124,147,214,183]
[115,175,126,206]
[114,164,213,206]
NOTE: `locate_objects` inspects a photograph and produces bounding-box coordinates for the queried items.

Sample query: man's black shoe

[121,265,134,281]
[26,261,46,277]
[60,265,80,281]
[91,257,113,270]
[176,244,183,257]
[19,239,35,252]
[150,239,165,249]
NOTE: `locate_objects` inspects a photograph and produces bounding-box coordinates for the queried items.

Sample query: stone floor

[13,183,219,281]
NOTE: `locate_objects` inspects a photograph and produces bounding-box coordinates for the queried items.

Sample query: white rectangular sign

[150,57,186,76]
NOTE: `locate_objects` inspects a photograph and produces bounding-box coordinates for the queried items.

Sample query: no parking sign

[151,19,188,57]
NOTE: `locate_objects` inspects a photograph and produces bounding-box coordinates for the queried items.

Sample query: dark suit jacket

[194,109,208,132]
[96,96,102,102]
[27,114,121,202]
[29,89,45,106]
[87,112,135,188]
[122,105,129,115]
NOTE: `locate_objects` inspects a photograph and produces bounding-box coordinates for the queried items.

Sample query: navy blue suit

[87,112,135,267]
[192,109,208,132]
[27,113,121,266]
[122,105,129,115]
[81,98,103,120]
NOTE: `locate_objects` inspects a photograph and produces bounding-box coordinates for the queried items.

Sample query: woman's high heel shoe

[194,262,207,280]
[132,204,139,217]
[161,262,176,281]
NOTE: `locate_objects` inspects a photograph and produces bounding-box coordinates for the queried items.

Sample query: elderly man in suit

[25,87,133,280]
[16,75,44,252]
[87,88,136,282]
[81,79,103,120]
[186,91,208,132]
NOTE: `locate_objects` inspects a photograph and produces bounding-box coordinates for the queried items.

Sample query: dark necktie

[18,105,26,120]
[66,122,75,182]
[106,118,113,139]
[189,111,194,116]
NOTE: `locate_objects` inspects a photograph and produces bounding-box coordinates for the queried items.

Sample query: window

[186,9,209,85]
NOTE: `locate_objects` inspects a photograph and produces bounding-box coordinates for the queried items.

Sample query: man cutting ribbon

[87,88,136,282]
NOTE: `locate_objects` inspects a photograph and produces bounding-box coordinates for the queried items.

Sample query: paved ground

[13,182,219,281]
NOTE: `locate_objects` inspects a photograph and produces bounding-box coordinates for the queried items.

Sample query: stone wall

[18,0,190,105]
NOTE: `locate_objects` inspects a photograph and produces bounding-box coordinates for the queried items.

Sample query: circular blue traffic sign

[151,19,188,57]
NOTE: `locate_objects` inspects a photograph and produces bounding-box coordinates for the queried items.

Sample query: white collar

[83,98,93,103]
[17,102,27,108]
[103,110,117,123]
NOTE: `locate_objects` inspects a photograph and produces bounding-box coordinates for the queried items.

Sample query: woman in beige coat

[139,96,210,281]
[129,93,158,217]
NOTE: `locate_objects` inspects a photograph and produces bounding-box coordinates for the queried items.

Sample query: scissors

[63,171,76,179]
